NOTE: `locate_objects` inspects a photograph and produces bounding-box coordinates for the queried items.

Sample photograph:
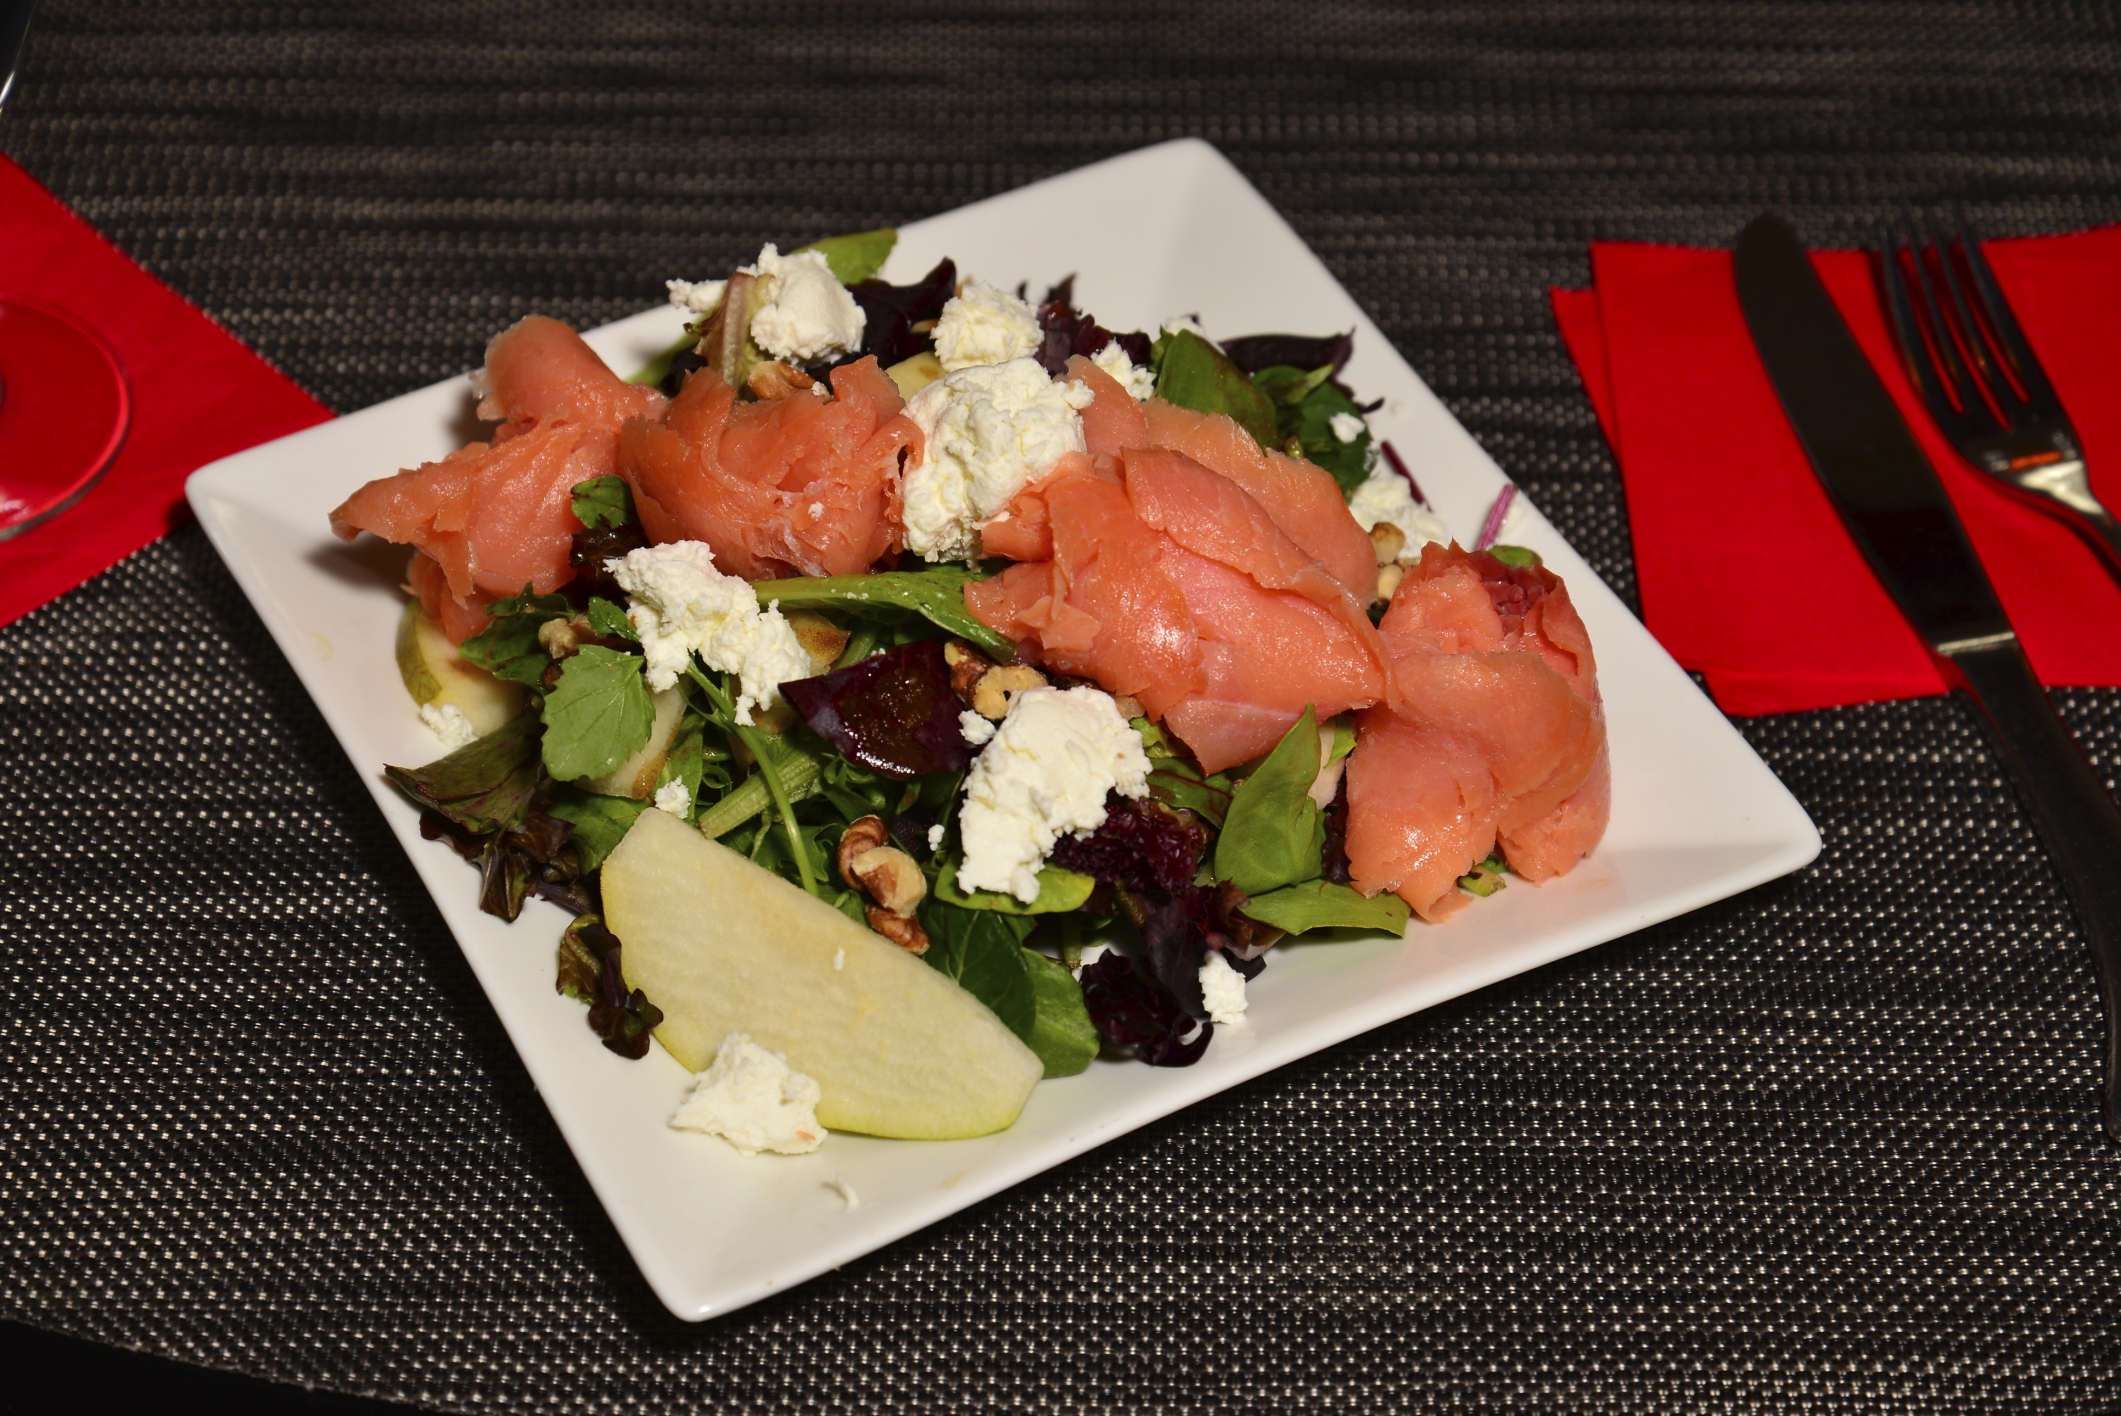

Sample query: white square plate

[188,139,1820,1321]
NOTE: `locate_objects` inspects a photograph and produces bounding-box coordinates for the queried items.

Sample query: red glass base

[0,295,131,540]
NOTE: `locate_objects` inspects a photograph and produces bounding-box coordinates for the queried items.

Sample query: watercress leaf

[1212,706,1326,896]
[458,585,573,687]
[1239,880,1410,936]
[571,475,635,531]
[1021,950,1099,1077]
[752,567,1014,661]
[1153,329,1279,450]
[918,901,1036,1038]
[545,783,650,873]
[541,646,656,781]
[932,859,1098,915]
[586,596,637,642]
[797,228,897,286]
[385,705,543,835]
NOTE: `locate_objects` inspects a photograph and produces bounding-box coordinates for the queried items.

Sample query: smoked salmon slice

[329,315,664,642]
[1142,398,1378,602]
[621,357,916,581]
[1345,543,1609,920]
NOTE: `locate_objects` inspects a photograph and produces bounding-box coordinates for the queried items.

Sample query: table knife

[1733,211,2121,1143]
[0,0,34,112]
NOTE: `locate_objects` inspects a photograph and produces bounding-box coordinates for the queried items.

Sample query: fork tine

[1878,221,1967,433]
[1949,204,2069,422]
[1902,216,2001,433]
[1928,211,2030,422]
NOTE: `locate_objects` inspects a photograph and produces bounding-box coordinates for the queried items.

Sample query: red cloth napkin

[0,155,332,629]
[1551,225,2121,716]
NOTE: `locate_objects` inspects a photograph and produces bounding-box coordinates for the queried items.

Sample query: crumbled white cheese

[606,541,812,724]
[926,822,946,851]
[832,947,845,972]
[742,244,866,364]
[1347,465,1451,563]
[823,1173,860,1210]
[956,686,1151,903]
[932,281,1040,372]
[1161,315,1218,350]
[666,277,727,316]
[960,709,997,746]
[1330,410,1367,443]
[807,501,824,519]
[1091,340,1156,400]
[653,780,691,817]
[418,702,478,751]
[669,1034,825,1157]
[902,359,1092,561]
[1199,951,1249,1028]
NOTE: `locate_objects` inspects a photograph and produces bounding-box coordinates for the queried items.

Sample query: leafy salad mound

[384,230,1521,1090]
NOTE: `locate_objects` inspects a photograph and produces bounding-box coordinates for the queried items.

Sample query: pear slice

[604,809,1042,1139]
[578,686,685,798]
[395,601,523,736]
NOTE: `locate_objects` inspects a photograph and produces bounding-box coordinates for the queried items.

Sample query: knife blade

[1734,211,2121,1143]
[0,0,34,113]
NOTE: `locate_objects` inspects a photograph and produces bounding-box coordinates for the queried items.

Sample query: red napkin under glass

[1551,224,2121,716]
[0,155,332,629]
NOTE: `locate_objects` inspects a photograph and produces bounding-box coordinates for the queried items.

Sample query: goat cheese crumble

[902,358,1093,561]
[1199,950,1249,1028]
[1348,465,1451,563]
[653,780,691,817]
[664,243,866,364]
[1329,410,1367,443]
[956,686,1151,903]
[670,1034,825,1157]
[418,702,478,751]
[1091,340,1156,400]
[606,540,812,724]
[932,280,1040,371]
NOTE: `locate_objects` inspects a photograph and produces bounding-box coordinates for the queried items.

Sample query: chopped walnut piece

[1376,562,1406,605]
[746,360,817,400]
[837,815,891,887]
[849,845,926,916]
[971,664,1048,720]
[1370,521,1407,566]
[943,640,988,705]
[538,614,595,660]
[865,905,930,954]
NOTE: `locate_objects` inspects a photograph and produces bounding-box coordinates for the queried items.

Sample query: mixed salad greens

[386,230,1500,1085]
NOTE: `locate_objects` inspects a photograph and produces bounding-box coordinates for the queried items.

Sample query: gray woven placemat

[5,2,2121,1410]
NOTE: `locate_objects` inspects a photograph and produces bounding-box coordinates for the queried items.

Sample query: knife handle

[1949,639,2121,1142]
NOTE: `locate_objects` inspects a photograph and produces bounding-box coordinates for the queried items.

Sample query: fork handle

[1947,637,2121,1142]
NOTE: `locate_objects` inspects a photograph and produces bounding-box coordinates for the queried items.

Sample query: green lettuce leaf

[541,646,656,781]
[384,705,543,835]
[932,859,1098,915]
[458,585,572,688]
[1240,880,1410,936]
[918,902,1036,1038]
[1251,363,1377,495]
[1486,544,1543,569]
[1212,707,1326,895]
[1020,950,1100,1077]
[1153,329,1279,449]
[797,228,897,286]
[751,566,1014,659]
[571,475,635,530]
[544,785,651,873]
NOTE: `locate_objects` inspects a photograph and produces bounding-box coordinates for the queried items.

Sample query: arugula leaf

[586,596,637,642]
[1239,880,1411,936]
[458,586,572,688]
[932,859,1099,915]
[918,902,1036,1038]
[385,705,543,835]
[752,567,1015,660]
[1153,329,1279,450]
[1021,950,1100,1077]
[797,228,897,286]
[541,646,656,782]
[571,475,635,531]
[1212,707,1326,896]
[544,784,651,873]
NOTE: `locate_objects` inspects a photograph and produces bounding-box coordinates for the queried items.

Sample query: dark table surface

[5,2,2120,1412]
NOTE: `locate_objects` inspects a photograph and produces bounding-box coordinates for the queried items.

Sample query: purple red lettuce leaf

[847,257,957,367]
[1030,276,1153,379]
[1078,951,1213,1067]
[780,638,974,780]
[1221,331,1356,383]
[557,915,663,1060]
[1047,797,1208,896]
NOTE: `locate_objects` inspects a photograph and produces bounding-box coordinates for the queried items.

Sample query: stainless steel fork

[1879,210,2121,584]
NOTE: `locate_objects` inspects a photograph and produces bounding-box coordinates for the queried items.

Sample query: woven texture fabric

[6,2,2121,1410]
